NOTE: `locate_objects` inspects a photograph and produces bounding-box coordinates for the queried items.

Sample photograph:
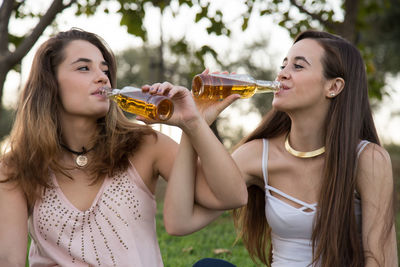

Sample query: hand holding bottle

[193,69,241,125]
[140,82,203,131]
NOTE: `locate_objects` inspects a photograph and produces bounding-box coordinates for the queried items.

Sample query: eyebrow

[71,57,108,66]
[282,56,311,66]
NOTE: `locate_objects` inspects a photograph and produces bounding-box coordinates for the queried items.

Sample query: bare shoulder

[232,139,264,186]
[233,139,263,157]
[131,130,178,183]
[134,131,177,155]
[356,142,393,195]
[358,143,392,177]
[0,161,27,208]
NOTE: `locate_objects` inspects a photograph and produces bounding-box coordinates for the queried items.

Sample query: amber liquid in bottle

[103,86,174,121]
[192,73,280,100]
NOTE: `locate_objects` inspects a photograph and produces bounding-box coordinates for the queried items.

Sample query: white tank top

[262,139,368,267]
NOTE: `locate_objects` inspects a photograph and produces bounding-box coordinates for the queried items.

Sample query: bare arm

[142,82,247,209]
[0,170,28,266]
[163,133,224,235]
[140,80,247,235]
[163,135,262,236]
[357,144,398,266]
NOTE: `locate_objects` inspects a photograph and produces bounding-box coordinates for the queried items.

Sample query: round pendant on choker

[60,144,94,167]
[75,155,88,167]
[285,134,325,158]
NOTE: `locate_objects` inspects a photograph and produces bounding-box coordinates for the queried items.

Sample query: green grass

[156,204,255,266]
[25,171,400,267]
[24,201,400,267]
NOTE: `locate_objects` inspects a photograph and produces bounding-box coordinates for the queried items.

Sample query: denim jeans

[192,258,236,267]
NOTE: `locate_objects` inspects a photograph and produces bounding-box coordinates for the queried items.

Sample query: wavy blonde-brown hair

[1,29,155,210]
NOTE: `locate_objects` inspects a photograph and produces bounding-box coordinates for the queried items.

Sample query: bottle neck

[101,86,142,97]
[100,86,118,97]
[255,80,280,93]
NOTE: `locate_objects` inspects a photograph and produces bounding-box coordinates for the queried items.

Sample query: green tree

[115,41,223,138]
[0,0,229,111]
[0,0,80,113]
[0,0,232,140]
[216,38,277,148]
[3,0,399,142]
[238,0,400,100]
[0,107,14,144]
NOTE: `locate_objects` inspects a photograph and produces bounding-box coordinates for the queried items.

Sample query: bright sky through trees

[4,0,400,145]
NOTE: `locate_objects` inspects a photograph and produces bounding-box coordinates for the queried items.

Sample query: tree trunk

[337,0,360,44]
[158,9,165,82]
[0,0,76,114]
[0,68,7,114]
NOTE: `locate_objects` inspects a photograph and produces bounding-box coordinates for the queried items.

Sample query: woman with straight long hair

[164,30,398,266]
[0,28,247,266]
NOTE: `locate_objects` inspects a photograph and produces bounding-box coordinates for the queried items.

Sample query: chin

[91,106,109,119]
[97,109,110,118]
[272,99,283,110]
[272,101,291,113]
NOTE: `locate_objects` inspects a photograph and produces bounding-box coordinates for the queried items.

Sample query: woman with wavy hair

[0,28,247,266]
[164,30,398,266]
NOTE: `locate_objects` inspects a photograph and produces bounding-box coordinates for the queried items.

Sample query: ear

[325,77,345,98]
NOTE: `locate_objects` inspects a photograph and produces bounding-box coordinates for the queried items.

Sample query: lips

[279,83,290,90]
[92,86,108,95]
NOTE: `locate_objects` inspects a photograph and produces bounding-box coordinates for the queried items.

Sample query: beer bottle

[192,73,280,100]
[102,86,174,121]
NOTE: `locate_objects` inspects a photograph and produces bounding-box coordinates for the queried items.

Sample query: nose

[95,69,109,84]
[277,66,290,81]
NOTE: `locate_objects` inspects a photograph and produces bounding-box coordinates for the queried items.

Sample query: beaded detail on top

[29,164,162,267]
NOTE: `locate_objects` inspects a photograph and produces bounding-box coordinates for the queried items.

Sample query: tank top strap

[262,138,269,186]
[354,140,371,199]
[357,140,370,158]
[355,140,371,172]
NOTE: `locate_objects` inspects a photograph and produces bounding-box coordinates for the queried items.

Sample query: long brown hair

[233,30,392,266]
[1,28,155,209]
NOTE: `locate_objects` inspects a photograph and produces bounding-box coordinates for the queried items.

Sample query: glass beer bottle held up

[101,86,174,121]
[191,73,281,100]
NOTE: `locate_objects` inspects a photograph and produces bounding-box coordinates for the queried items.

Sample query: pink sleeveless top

[28,162,163,267]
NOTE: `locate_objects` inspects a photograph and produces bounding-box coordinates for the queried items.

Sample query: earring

[330,93,335,97]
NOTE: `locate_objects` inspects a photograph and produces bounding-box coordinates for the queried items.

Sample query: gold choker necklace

[61,144,95,167]
[285,135,325,158]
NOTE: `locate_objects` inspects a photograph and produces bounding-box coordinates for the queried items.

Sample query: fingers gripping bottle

[101,86,174,121]
[192,73,280,100]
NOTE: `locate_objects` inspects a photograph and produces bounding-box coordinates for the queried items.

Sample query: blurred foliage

[115,39,223,138]
[214,38,277,148]
[2,0,400,144]
[111,0,230,41]
[0,107,15,141]
[238,0,400,100]
[115,40,214,93]
[221,38,277,117]
[386,144,400,214]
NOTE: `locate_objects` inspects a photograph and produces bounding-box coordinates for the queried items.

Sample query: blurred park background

[1,0,399,265]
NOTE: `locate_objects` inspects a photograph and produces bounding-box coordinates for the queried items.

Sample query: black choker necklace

[61,144,95,167]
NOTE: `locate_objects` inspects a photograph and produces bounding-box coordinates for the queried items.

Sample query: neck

[60,115,98,150]
[287,114,326,152]
[285,100,330,147]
